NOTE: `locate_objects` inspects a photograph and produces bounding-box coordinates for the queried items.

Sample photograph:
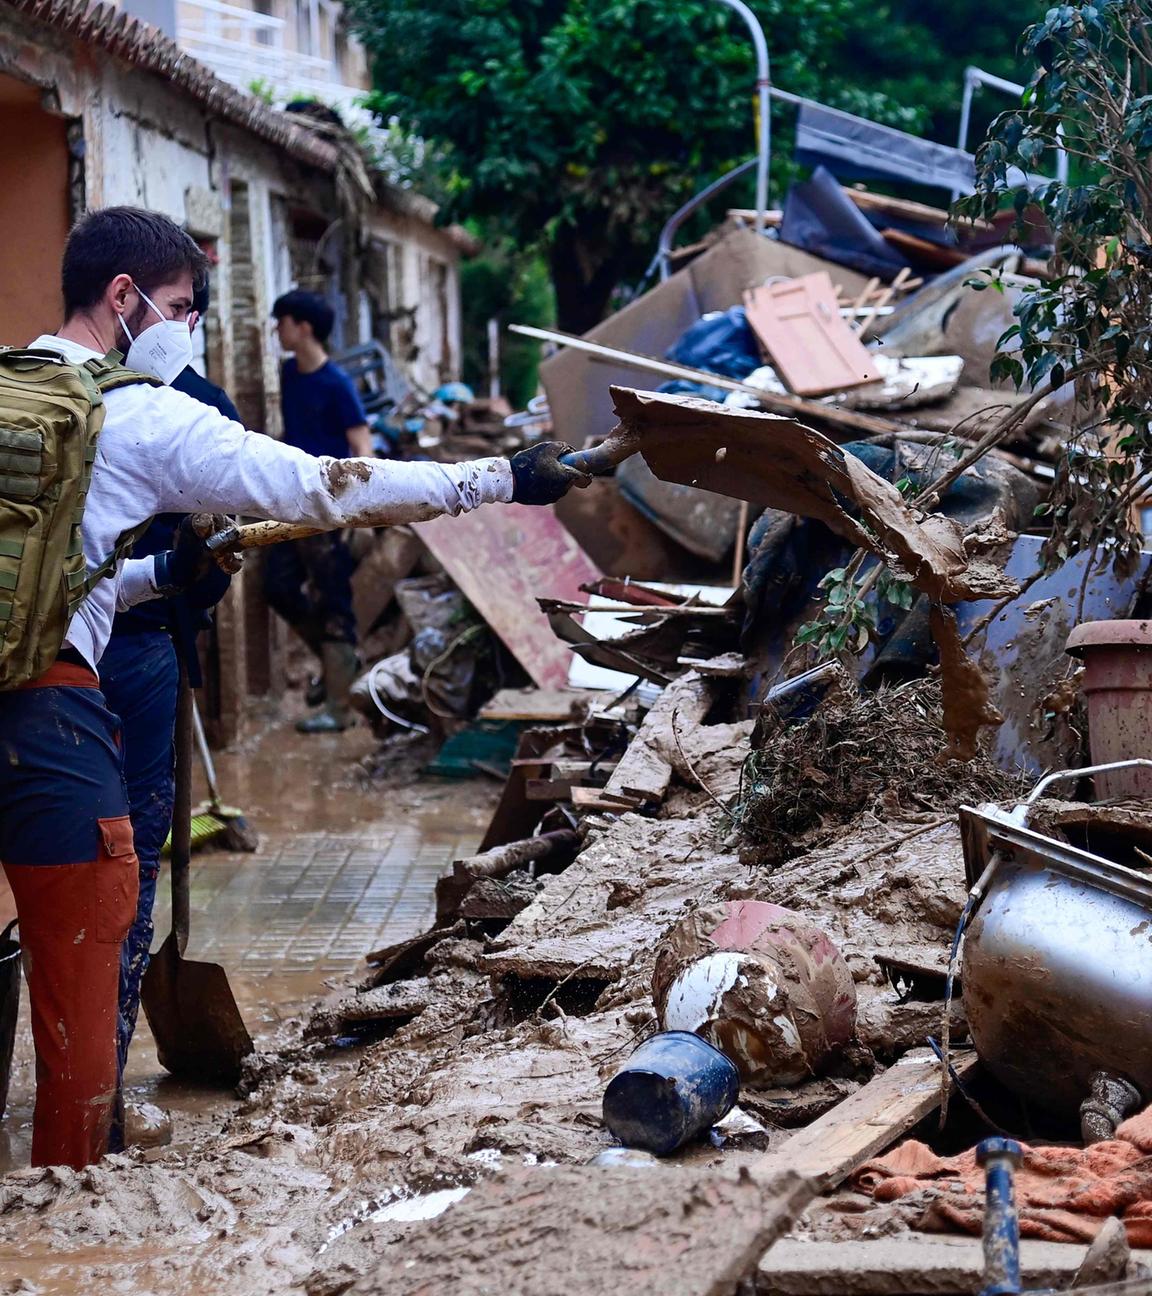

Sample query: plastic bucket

[0,920,19,1120]
[602,1030,740,1156]
[1066,621,1152,798]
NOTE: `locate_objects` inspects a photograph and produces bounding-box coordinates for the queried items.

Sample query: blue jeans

[99,632,180,1074]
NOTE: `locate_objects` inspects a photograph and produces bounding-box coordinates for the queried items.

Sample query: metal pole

[487,317,501,399]
[655,157,759,281]
[714,0,770,237]
[957,65,1069,193]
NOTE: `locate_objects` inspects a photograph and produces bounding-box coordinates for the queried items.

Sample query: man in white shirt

[2,205,585,1170]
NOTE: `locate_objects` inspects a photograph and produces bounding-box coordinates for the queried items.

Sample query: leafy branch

[956,0,1152,579]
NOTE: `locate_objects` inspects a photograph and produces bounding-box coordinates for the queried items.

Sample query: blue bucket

[602,1030,740,1157]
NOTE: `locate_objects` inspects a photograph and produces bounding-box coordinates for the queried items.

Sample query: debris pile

[6,167,1152,1296]
[737,677,1020,861]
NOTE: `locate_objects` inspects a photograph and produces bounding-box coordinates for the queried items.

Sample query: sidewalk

[0,719,497,1169]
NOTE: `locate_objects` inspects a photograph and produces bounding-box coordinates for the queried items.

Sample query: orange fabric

[2,815,138,1168]
[857,1111,1152,1247]
[18,661,99,690]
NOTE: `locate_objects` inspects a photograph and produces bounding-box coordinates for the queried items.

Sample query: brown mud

[0,700,1001,1295]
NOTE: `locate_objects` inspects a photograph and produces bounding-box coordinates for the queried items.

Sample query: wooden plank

[570,786,640,811]
[479,687,602,723]
[754,1048,979,1191]
[855,265,913,341]
[730,191,993,231]
[416,503,601,690]
[743,272,882,397]
[882,227,971,271]
[511,323,910,440]
[358,1163,816,1296]
[603,671,713,806]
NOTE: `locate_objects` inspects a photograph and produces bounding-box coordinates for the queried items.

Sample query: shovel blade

[141,934,253,1084]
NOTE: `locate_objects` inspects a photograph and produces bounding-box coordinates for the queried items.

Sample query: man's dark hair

[192,277,211,318]
[62,207,209,315]
[272,289,335,344]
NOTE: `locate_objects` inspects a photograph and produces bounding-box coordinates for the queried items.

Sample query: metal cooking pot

[960,772,1152,1116]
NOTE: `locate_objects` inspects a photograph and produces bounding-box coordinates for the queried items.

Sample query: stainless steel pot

[960,788,1152,1116]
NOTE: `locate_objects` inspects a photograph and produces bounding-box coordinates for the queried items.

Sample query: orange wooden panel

[416,504,602,689]
[744,271,881,397]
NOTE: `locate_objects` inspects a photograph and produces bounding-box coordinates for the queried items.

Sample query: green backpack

[0,347,160,688]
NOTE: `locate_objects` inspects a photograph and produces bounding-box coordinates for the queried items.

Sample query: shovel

[141,674,253,1084]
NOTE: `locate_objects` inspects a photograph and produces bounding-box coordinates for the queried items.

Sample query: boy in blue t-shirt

[266,290,372,732]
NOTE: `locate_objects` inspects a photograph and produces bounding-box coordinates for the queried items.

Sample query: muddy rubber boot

[296,642,358,734]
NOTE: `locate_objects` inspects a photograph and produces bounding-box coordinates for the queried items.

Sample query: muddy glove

[154,514,242,593]
[509,441,590,505]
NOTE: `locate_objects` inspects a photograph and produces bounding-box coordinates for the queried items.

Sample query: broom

[164,697,258,854]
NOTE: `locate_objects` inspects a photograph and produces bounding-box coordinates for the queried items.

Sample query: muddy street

[0,718,498,1191]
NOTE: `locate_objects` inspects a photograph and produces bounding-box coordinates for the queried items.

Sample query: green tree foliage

[460,240,555,408]
[350,0,879,331]
[959,0,1152,577]
[835,2,1045,143]
[349,0,1044,333]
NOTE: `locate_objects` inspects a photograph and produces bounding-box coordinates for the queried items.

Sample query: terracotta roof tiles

[4,0,340,171]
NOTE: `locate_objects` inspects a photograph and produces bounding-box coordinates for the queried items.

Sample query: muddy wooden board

[615,386,1013,604]
[357,1163,814,1296]
[753,1048,978,1191]
[416,503,601,689]
[478,687,603,722]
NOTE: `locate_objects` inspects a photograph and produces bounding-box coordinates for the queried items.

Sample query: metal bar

[957,64,1069,194]
[714,0,771,238]
[655,158,758,282]
[1025,760,1152,806]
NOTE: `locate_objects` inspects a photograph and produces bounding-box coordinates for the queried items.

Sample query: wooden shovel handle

[171,670,193,957]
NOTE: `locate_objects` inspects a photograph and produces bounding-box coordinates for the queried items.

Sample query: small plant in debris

[795,562,915,660]
[957,0,1152,578]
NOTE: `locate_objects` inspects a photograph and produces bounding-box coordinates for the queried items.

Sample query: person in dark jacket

[99,278,239,1109]
[265,290,371,733]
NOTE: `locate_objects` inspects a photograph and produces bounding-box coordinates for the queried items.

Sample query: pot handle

[1018,760,1152,818]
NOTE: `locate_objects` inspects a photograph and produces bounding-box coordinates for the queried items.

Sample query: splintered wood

[603,671,714,807]
[613,386,1016,605]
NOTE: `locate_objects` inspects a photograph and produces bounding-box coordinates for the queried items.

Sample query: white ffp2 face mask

[120,286,193,385]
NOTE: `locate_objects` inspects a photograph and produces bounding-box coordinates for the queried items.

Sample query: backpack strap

[77,352,162,598]
[84,350,163,395]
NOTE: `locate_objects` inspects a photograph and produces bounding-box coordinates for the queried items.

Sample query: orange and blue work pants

[0,657,138,1169]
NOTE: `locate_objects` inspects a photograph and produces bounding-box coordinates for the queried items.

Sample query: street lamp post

[714,0,771,236]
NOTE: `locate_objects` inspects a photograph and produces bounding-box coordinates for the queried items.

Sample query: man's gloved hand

[155,514,243,593]
[509,441,591,505]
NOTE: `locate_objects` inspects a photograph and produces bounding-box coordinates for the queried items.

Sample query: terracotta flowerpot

[1066,619,1152,798]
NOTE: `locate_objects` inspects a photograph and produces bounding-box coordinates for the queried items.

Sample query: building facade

[0,0,469,740]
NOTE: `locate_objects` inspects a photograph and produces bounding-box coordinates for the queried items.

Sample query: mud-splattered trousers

[263,531,358,649]
[0,659,138,1169]
[99,632,180,1082]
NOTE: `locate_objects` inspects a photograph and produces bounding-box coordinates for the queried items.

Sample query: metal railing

[175,0,369,116]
